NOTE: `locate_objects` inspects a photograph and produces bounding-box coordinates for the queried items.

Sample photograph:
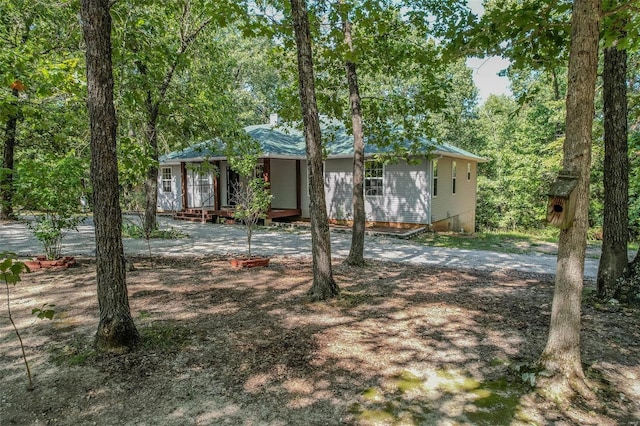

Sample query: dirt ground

[1,256,639,425]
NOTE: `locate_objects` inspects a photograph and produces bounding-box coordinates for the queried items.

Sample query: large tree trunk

[343,16,366,267]
[81,0,139,352]
[597,41,629,298]
[1,88,19,221]
[538,0,600,400]
[290,0,339,300]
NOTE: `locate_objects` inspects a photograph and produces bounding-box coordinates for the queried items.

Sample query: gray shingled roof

[160,122,486,163]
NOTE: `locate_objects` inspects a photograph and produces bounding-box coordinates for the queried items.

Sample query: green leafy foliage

[13,152,87,216]
[473,91,563,230]
[13,153,86,259]
[458,0,571,71]
[111,1,246,167]
[122,221,187,240]
[28,216,83,260]
[225,132,262,178]
[0,252,27,283]
[32,303,56,320]
[261,0,451,158]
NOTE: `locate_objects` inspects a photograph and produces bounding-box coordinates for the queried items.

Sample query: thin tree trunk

[2,23,30,222]
[538,0,600,401]
[135,9,210,237]
[597,41,629,298]
[135,61,159,235]
[290,0,339,300]
[81,0,139,352]
[143,105,159,235]
[342,15,366,267]
[1,89,19,220]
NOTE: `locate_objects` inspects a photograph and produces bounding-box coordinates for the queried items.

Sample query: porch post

[296,159,301,210]
[263,158,272,212]
[213,160,221,211]
[263,158,272,223]
[180,162,188,209]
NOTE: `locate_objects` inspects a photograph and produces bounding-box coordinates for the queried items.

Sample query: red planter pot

[24,256,76,270]
[229,257,270,269]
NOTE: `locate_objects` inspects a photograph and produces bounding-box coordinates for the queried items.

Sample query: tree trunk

[290,0,339,300]
[81,0,139,352]
[538,0,600,401]
[135,11,209,237]
[1,88,19,221]
[597,42,629,298]
[342,16,366,267]
[143,105,159,235]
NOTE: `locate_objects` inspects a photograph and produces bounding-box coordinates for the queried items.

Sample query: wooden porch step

[173,212,216,223]
[181,209,214,215]
[173,215,216,223]
[175,211,214,217]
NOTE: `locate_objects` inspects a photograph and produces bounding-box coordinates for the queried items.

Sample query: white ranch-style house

[157,118,486,232]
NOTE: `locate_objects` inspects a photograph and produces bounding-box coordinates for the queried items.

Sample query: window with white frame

[452,161,457,194]
[364,160,383,196]
[432,159,438,197]
[161,167,172,193]
[467,162,471,181]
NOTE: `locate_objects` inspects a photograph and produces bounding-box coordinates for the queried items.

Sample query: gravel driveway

[0,215,599,279]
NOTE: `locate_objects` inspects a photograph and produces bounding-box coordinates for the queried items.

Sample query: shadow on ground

[1,256,638,425]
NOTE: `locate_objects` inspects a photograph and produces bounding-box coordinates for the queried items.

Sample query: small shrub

[122,221,187,239]
[28,215,84,260]
[231,178,273,258]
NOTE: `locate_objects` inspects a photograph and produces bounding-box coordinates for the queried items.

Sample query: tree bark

[290,0,339,300]
[1,89,19,220]
[538,0,600,400]
[342,15,366,267]
[134,61,160,235]
[597,41,629,298]
[143,99,159,235]
[81,0,139,352]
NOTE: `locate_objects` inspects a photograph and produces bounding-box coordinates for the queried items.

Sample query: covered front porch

[171,158,304,224]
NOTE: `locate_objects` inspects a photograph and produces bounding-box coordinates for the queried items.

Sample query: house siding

[270,159,297,209]
[320,158,429,225]
[378,159,429,224]
[431,158,477,232]
[158,154,479,231]
[157,165,182,211]
[324,158,354,220]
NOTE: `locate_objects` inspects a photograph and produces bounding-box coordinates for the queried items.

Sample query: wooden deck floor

[173,208,301,223]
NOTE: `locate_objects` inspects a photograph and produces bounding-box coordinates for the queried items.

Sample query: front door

[188,169,214,208]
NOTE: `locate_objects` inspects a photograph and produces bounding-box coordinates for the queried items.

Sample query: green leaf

[0,258,12,272]
[32,304,56,320]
